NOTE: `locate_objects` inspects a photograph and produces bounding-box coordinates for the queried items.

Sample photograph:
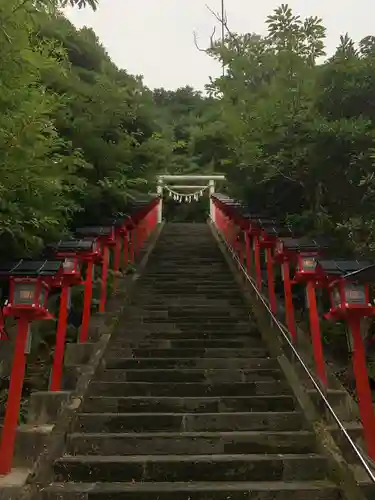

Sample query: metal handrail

[211,218,375,483]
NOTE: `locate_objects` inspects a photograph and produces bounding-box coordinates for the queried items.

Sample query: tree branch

[274,166,305,187]
[205,3,243,55]
[193,26,216,53]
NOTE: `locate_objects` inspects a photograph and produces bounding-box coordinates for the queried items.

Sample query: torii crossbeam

[156,174,226,223]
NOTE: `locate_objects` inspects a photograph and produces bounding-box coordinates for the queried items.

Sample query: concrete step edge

[77,411,303,417]
[67,430,314,439]
[42,480,338,492]
[57,453,325,463]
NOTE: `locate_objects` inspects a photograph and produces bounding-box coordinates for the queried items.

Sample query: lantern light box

[238,212,269,231]
[298,255,318,271]
[0,259,63,320]
[317,260,375,319]
[46,239,99,286]
[247,218,278,238]
[274,237,300,262]
[275,237,327,265]
[259,225,294,248]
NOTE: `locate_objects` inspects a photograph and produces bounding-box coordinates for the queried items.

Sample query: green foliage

[0,1,177,259]
[203,4,375,258]
[0,0,88,258]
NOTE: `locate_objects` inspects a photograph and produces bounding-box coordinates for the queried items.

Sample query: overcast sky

[65,0,374,91]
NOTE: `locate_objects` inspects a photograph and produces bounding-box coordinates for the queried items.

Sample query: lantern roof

[342,262,375,283]
[317,259,372,278]
[75,226,113,237]
[114,212,133,220]
[0,259,63,277]
[49,239,95,253]
[263,225,294,237]
[212,193,233,201]
[241,212,268,219]
[225,201,243,208]
[252,218,278,227]
[129,200,153,206]
[100,217,127,228]
[279,237,327,252]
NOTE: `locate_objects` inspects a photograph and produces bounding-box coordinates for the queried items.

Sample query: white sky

[65,0,374,91]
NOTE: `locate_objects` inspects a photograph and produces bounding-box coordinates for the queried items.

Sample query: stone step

[127,308,251,318]
[138,291,245,299]
[137,299,247,306]
[143,267,231,270]
[141,283,239,289]
[39,223,345,500]
[124,313,251,322]
[117,323,253,332]
[110,339,263,349]
[147,321,252,330]
[137,305,247,313]
[143,270,231,275]
[139,288,247,300]
[41,480,340,499]
[140,316,251,324]
[98,368,283,383]
[142,308,250,318]
[88,380,290,397]
[75,411,305,432]
[104,357,278,370]
[136,332,258,340]
[139,286,242,292]
[67,429,315,455]
[165,312,250,320]
[143,281,236,285]
[82,395,295,413]
[143,272,231,277]
[113,323,180,335]
[137,302,247,310]
[53,453,328,483]
[104,348,269,359]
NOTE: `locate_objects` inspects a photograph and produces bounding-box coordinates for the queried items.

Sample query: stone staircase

[42,223,342,499]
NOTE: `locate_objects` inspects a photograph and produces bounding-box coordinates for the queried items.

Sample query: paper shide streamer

[164,184,209,203]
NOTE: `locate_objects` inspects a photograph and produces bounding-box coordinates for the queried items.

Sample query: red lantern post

[76,226,116,315]
[259,226,294,314]
[46,240,97,391]
[274,238,298,342]
[113,227,123,293]
[211,196,227,236]
[290,241,328,386]
[322,260,375,460]
[129,199,159,260]
[0,259,63,475]
[244,231,252,275]
[101,216,133,293]
[72,232,102,343]
[240,212,267,279]
[128,226,135,265]
[250,218,276,291]
[99,228,116,313]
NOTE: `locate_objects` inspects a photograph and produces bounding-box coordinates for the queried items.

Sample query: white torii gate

[156,174,226,224]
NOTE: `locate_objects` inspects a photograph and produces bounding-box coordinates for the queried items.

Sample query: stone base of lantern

[61,365,84,390]
[0,465,31,498]
[64,342,95,367]
[27,391,71,426]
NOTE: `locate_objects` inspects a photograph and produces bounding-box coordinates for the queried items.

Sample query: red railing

[0,197,160,475]
[211,192,375,471]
